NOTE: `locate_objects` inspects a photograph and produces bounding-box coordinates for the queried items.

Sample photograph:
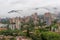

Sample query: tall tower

[32,13,39,26]
[15,17,22,30]
[44,12,52,26]
[9,18,16,30]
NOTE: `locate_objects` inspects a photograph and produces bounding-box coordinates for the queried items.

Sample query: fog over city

[0,0,60,18]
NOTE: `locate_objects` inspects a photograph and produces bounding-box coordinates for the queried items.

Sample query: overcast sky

[0,0,60,18]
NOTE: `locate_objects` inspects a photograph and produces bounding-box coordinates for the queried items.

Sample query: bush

[41,31,60,40]
[30,29,42,40]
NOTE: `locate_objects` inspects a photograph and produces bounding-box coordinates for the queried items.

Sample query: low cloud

[0,0,60,18]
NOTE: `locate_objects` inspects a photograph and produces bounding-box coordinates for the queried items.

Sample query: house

[0,23,8,31]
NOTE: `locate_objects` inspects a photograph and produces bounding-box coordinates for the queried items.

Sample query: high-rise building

[57,13,60,20]
[44,12,52,26]
[31,13,39,26]
[9,18,16,30]
[15,17,22,30]
[24,16,31,24]
[57,20,60,32]
[51,14,57,21]
[9,17,22,30]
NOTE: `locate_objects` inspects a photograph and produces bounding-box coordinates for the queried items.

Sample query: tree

[30,29,41,40]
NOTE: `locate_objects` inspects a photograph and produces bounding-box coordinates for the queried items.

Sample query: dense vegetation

[0,29,60,40]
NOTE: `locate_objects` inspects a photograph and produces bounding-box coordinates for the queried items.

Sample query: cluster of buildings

[16,36,32,40]
[0,35,32,40]
[0,12,60,31]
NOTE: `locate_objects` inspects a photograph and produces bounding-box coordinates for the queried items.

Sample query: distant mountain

[7,6,60,18]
